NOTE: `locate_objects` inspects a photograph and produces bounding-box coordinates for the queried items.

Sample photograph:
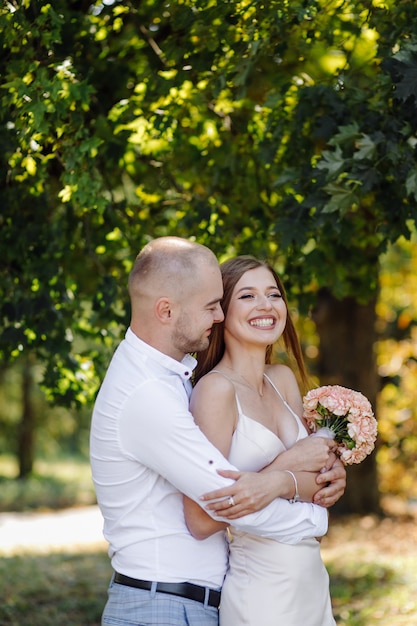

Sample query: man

[90,236,345,625]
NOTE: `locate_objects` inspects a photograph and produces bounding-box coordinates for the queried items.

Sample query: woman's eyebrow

[236,285,278,293]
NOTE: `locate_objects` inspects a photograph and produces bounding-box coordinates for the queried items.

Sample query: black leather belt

[114,572,221,608]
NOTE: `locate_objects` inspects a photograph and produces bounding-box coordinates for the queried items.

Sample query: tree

[1,1,416,508]
[376,232,417,505]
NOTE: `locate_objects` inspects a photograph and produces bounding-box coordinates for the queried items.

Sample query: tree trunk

[312,288,381,515]
[17,356,36,478]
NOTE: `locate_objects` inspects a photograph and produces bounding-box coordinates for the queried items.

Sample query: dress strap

[263,373,300,421]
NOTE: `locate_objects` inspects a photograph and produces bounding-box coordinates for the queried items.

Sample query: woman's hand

[271,435,337,473]
[313,457,347,508]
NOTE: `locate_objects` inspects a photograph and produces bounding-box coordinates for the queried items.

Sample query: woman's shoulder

[192,369,236,399]
[265,362,297,383]
[190,369,238,430]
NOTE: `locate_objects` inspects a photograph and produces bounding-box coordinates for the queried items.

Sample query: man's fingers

[200,469,247,501]
[216,469,243,479]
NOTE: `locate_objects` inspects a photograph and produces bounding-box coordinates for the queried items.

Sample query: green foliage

[1,0,417,404]
[0,1,135,404]
[0,361,95,461]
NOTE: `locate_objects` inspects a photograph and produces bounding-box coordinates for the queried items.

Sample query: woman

[184,256,337,626]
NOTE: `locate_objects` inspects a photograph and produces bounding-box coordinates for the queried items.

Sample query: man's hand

[313,457,346,508]
[199,454,347,518]
[199,469,285,519]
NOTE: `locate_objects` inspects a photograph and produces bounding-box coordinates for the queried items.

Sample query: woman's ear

[155,297,173,323]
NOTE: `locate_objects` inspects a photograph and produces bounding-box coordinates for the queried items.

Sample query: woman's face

[224,266,287,347]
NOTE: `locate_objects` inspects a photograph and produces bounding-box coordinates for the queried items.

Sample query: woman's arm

[183,495,227,539]
[199,365,346,518]
[183,373,237,539]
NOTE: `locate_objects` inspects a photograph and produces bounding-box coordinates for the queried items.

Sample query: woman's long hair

[193,256,309,389]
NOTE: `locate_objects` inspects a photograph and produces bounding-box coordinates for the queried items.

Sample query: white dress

[219,373,336,626]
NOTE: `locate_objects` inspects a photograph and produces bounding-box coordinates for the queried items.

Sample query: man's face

[172,264,224,355]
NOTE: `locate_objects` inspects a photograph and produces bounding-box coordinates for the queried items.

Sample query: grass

[324,512,417,625]
[1,456,417,625]
[0,550,110,626]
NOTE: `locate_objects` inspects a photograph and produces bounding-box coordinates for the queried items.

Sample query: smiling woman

[184,255,345,626]
[193,256,308,386]
[224,265,287,360]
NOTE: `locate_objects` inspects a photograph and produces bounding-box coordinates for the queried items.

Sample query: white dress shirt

[90,328,328,587]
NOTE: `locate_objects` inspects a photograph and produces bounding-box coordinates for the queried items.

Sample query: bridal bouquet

[302,385,377,465]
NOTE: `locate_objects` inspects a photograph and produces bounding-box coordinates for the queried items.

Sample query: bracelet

[284,470,300,503]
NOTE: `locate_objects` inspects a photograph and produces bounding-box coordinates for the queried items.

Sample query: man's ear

[155,297,173,323]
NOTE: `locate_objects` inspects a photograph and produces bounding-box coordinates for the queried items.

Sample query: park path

[1,499,416,558]
[0,505,107,555]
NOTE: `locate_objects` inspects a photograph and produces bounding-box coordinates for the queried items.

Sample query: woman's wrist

[283,469,300,503]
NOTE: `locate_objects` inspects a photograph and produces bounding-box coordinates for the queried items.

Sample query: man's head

[128,237,224,360]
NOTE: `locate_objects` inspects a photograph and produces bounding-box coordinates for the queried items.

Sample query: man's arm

[198,446,346,520]
[120,379,328,542]
[199,459,345,520]
[183,465,303,539]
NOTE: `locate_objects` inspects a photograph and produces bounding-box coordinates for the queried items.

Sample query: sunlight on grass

[0,455,19,478]
[0,454,93,482]
[0,455,96,512]
[328,555,417,625]
[323,515,417,626]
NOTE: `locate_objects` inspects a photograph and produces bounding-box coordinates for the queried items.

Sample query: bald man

[90,237,339,626]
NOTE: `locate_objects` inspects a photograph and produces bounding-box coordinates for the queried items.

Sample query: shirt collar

[125,327,196,381]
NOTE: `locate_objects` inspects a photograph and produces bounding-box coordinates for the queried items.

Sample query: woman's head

[193,256,308,387]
